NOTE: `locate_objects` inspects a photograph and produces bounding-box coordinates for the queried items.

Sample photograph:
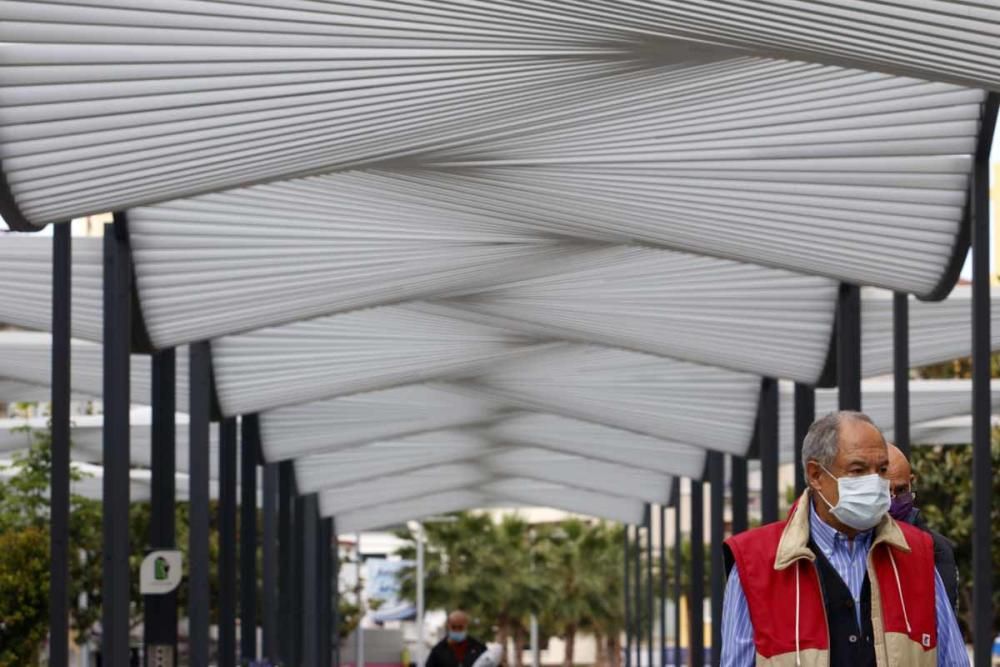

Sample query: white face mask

[816,465,890,531]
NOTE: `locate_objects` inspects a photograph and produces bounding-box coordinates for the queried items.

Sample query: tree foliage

[394,515,637,667]
[0,526,49,666]
[910,351,1000,641]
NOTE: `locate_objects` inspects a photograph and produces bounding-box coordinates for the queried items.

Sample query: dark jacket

[425,637,487,667]
[907,508,960,613]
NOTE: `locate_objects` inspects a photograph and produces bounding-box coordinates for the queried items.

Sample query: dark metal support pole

[646,506,654,667]
[102,214,131,666]
[672,488,681,667]
[293,493,306,667]
[302,495,320,667]
[145,349,177,665]
[689,479,705,667]
[793,384,815,496]
[333,520,341,667]
[758,379,779,524]
[220,418,238,667]
[49,222,71,667]
[262,462,279,661]
[633,522,642,667]
[659,504,667,667]
[188,342,212,667]
[707,455,724,667]
[241,416,260,662]
[837,284,862,411]
[624,524,632,667]
[321,517,334,667]
[892,293,911,456]
[730,456,748,536]
[971,92,998,667]
[278,461,295,664]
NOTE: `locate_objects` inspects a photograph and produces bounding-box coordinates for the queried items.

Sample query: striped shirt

[720,500,969,666]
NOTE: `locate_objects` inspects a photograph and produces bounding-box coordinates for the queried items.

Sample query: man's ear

[805,460,824,491]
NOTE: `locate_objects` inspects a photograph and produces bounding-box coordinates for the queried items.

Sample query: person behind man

[720,411,967,666]
[886,442,960,614]
[426,610,487,667]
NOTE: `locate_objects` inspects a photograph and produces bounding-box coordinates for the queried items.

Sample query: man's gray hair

[801,410,883,477]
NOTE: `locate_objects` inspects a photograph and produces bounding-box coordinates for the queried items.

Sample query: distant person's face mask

[889,490,915,521]
[449,631,467,643]
[816,465,890,531]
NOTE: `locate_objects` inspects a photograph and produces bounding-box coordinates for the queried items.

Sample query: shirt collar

[809,497,874,554]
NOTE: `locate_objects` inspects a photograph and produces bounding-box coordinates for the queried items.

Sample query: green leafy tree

[0,424,104,649]
[0,526,49,666]
[910,352,1000,642]
[909,436,1000,640]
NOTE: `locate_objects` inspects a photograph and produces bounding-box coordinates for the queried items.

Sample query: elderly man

[721,411,967,666]
[426,610,487,667]
[886,442,959,613]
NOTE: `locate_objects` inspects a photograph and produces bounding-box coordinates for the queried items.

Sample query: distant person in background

[886,443,960,613]
[426,610,487,667]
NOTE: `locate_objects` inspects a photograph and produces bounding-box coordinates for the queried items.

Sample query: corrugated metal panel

[259,383,506,462]
[8,233,838,383]
[482,477,647,525]
[0,236,103,340]
[416,60,983,298]
[0,409,220,475]
[333,489,490,533]
[292,429,493,493]
[126,178,601,347]
[778,378,1000,460]
[318,463,488,518]
[910,415,1000,446]
[1,2,995,230]
[485,447,672,504]
[487,412,707,478]
[0,331,191,407]
[862,286,1000,376]
[211,304,554,416]
[0,1,651,226]
[431,248,837,383]
[0,379,59,402]
[468,345,761,454]
[213,304,760,454]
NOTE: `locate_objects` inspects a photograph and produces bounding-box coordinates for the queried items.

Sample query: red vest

[724,498,938,666]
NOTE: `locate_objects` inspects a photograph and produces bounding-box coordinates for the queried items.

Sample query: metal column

[292,494,307,666]
[262,461,279,661]
[302,495,320,667]
[321,517,334,667]
[102,214,131,666]
[730,456,748,535]
[707,454,724,667]
[689,479,704,667]
[672,487,681,667]
[241,416,260,662]
[633,522,642,667]
[971,92,998,667]
[646,506,654,667]
[837,284,862,411]
[624,524,632,667]
[758,379,779,524]
[49,222,71,667]
[188,342,212,667]
[333,521,341,667]
[659,504,667,667]
[278,461,295,663]
[793,384,815,496]
[219,417,238,667]
[892,293,910,456]
[145,349,177,665]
